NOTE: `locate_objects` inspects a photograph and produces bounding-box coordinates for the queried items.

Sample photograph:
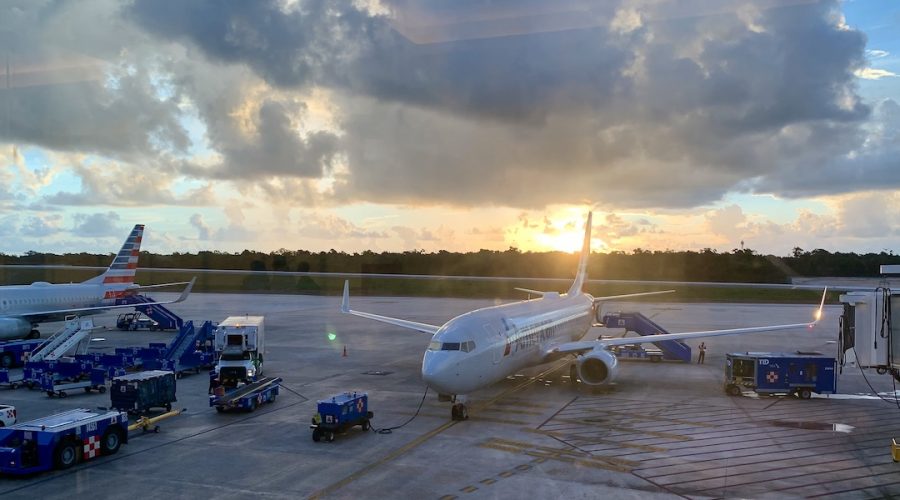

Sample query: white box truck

[214,316,265,385]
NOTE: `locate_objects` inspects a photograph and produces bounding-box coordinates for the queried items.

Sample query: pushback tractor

[0,408,129,475]
[310,392,373,442]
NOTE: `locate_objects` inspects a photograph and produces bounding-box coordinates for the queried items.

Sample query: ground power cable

[277,381,309,402]
[370,386,429,434]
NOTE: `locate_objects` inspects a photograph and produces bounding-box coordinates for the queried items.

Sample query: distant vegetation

[1,247,897,302]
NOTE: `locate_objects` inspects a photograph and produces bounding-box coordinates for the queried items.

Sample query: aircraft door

[484,321,507,364]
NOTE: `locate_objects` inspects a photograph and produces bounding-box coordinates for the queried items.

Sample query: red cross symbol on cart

[766,371,779,383]
[356,398,364,413]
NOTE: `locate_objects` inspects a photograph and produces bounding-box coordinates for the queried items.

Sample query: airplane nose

[422,354,456,394]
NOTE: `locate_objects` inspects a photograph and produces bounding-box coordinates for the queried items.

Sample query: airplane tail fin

[82,224,144,288]
[567,212,592,296]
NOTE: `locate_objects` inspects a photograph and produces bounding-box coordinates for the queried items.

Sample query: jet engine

[0,317,33,340]
[576,349,619,386]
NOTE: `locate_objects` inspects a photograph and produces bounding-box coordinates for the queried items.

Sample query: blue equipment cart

[725,352,837,399]
[310,392,373,442]
[0,339,43,368]
[0,408,129,475]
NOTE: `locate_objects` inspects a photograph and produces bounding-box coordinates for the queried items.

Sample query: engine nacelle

[0,317,33,340]
[576,349,619,386]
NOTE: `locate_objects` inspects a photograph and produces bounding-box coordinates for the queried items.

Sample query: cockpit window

[428,340,475,352]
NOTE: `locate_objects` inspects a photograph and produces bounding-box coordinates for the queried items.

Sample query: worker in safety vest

[698,342,707,364]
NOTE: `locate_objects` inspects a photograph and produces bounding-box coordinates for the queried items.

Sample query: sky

[0,0,898,257]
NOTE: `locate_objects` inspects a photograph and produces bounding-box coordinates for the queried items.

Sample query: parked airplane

[341,213,826,420]
[0,224,194,341]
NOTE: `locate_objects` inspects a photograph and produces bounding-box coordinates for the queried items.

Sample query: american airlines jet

[341,213,825,420]
[0,224,194,341]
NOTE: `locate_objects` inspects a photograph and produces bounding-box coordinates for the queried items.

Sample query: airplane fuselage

[0,283,116,316]
[421,292,594,395]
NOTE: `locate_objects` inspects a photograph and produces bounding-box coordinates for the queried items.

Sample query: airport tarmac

[1,293,899,499]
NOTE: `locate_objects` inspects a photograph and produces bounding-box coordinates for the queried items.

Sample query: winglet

[341,280,350,313]
[813,287,827,323]
[566,212,592,296]
[174,277,196,303]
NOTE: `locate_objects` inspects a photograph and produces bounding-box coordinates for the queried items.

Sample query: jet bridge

[839,268,900,380]
[600,312,692,363]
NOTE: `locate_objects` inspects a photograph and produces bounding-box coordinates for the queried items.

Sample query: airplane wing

[548,288,827,357]
[23,278,195,319]
[514,287,551,297]
[128,281,194,291]
[593,290,675,303]
[340,281,441,335]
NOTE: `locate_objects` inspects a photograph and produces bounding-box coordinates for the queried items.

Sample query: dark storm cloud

[6,0,894,210]
[0,2,190,159]
[128,0,630,122]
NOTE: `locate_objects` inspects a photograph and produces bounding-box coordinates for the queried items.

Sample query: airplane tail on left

[81,224,144,291]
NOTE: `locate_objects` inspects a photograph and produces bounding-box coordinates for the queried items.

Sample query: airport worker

[698,342,706,364]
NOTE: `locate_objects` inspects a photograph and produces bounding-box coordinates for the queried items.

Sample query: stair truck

[0,408,129,474]
[724,352,837,399]
[212,316,265,387]
[310,391,373,442]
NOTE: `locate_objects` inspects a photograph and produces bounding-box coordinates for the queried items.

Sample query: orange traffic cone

[342,345,348,357]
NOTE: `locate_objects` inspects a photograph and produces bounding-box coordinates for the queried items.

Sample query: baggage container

[111,370,177,414]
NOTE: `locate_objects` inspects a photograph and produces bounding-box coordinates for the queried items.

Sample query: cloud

[72,211,124,237]
[0,0,894,216]
[21,214,64,238]
[189,213,211,240]
[855,68,897,80]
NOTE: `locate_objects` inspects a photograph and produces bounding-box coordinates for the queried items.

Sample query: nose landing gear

[451,403,468,421]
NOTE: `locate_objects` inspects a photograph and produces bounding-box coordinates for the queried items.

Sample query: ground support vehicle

[725,352,837,399]
[116,312,161,331]
[209,376,281,413]
[0,405,15,427]
[0,340,43,368]
[115,294,183,331]
[142,321,216,376]
[41,368,108,398]
[0,370,24,389]
[609,343,665,362]
[23,358,96,388]
[600,312,692,362]
[213,316,265,384]
[310,392,373,442]
[0,408,128,475]
[111,370,176,415]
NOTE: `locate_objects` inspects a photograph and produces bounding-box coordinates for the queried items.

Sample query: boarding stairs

[116,294,183,330]
[28,317,95,363]
[144,320,215,372]
[600,312,692,363]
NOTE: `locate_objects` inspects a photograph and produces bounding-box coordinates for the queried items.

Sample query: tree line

[3,246,898,282]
